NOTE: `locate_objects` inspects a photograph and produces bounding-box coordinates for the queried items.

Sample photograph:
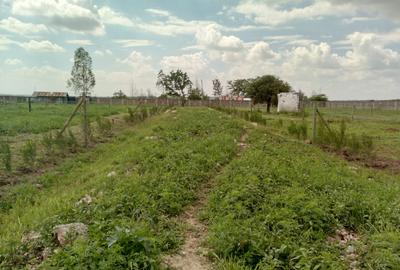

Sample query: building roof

[32,91,68,97]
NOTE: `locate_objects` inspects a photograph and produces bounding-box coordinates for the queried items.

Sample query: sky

[0,0,399,100]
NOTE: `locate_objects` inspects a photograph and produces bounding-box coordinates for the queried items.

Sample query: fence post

[312,103,317,143]
[28,97,32,112]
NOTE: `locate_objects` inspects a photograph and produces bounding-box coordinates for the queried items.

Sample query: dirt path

[164,130,249,270]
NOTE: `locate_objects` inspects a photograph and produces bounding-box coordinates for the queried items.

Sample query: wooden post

[28,97,32,112]
[371,101,374,115]
[312,103,317,142]
[83,93,89,147]
[58,97,85,136]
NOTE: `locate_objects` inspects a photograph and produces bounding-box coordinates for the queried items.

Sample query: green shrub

[288,121,308,140]
[0,140,12,172]
[96,116,112,137]
[20,140,37,169]
[316,115,374,157]
[41,132,54,156]
[67,130,79,153]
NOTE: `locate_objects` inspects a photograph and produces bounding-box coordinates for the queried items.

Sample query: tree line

[156,69,294,112]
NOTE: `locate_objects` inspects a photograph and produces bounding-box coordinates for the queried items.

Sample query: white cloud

[98,6,133,26]
[20,40,65,52]
[145,8,171,17]
[11,0,105,35]
[4,58,22,65]
[234,0,356,25]
[246,41,280,61]
[0,65,68,95]
[161,52,211,78]
[327,0,400,21]
[118,51,156,80]
[0,17,48,35]
[196,24,244,51]
[0,36,16,50]
[94,49,112,56]
[114,39,154,48]
[66,39,93,46]
[343,32,400,70]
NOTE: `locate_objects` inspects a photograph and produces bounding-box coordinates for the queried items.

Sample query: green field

[0,103,129,136]
[0,107,399,269]
[223,106,400,168]
[267,107,400,161]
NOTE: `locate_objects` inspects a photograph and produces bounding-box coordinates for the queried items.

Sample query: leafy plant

[20,140,37,169]
[0,140,12,172]
[41,132,54,156]
[287,121,308,140]
[96,116,112,137]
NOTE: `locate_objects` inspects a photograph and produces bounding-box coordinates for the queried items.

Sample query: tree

[212,78,223,97]
[227,79,250,97]
[188,88,207,100]
[156,69,192,106]
[246,75,291,113]
[67,47,95,147]
[112,90,127,99]
[309,94,328,102]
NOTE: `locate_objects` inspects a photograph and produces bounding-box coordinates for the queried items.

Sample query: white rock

[21,231,41,244]
[347,245,355,254]
[53,223,88,246]
[76,194,93,205]
[107,171,117,178]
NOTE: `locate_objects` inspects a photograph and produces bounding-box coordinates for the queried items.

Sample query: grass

[0,108,244,269]
[0,103,129,136]
[204,127,400,269]
[1,106,399,269]
[265,107,400,161]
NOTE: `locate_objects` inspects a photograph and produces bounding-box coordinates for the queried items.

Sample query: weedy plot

[0,108,243,269]
[0,103,128,136]
[204,128,400,269]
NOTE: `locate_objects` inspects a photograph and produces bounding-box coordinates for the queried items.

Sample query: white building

[277,92,300,113]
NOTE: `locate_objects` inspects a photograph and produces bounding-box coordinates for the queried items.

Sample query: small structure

[32,91,69,103]
[277,92,300,113]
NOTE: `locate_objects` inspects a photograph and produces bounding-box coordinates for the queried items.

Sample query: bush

[67,130,79,153]
[316,116,374,157]
[287,121,308,140]
[0,140,12,172]
[96,116,112,137]
[20,140,37,169]
[41,132,55,156]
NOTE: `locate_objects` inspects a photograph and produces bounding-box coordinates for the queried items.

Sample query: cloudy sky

[0,0,399,100]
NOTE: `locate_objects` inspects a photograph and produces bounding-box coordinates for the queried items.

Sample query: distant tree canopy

[188,88,208,100]
[212,78,223,97]
[247,75,291,112]
[227,75,291,112]
[227,79,250,97]
[309,94,328,102]
[112,90,127,99]
[156,69,192,106]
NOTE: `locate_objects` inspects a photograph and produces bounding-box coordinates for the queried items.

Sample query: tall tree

[212,78,223,97]
[227,79,250,97]
[67,47,95,147]
[246,75,291,113]
[112,90,127,99]
[156,69,192,106]
[309,94,328,102]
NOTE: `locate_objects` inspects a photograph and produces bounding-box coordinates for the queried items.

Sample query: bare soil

[163,130,249,270]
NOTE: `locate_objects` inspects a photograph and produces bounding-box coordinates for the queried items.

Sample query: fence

[1,95,399,110]
[302,99,400,110]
